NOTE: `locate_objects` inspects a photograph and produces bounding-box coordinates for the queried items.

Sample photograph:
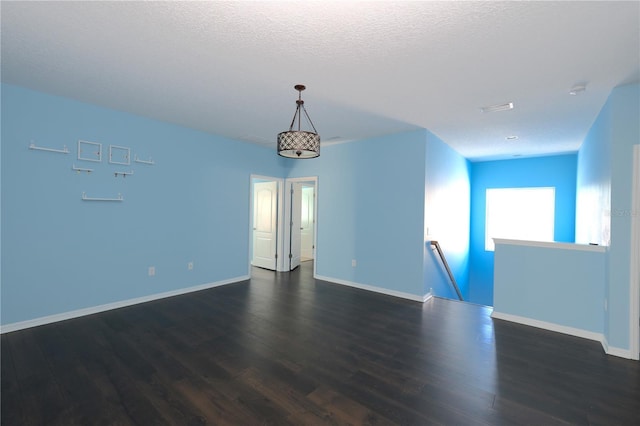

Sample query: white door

[301,186,315,260]
[289,182,302,270]
[252,181,278,270]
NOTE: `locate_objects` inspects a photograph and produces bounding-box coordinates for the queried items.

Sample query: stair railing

[430,240,463,301]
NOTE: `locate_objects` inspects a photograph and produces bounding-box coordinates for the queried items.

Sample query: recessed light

[480,102,514,113]
[506,135,519,141]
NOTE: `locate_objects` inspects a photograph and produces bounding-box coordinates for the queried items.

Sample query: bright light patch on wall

[485,187,555,251]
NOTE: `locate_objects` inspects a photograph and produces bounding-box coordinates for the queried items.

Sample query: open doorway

[283,177,318,273]
[249,175,318,275]
[283,176,318,275]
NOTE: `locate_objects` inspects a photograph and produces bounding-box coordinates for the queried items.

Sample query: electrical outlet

[352,259,357,267]
[148,266,155,277]
[604,299,608,311]
[188,262,194,270]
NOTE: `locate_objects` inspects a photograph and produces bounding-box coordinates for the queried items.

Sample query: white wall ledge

[493,238,607,253]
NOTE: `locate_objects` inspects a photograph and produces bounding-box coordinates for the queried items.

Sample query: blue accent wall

[469,155,577,306]
[1,83,283,325]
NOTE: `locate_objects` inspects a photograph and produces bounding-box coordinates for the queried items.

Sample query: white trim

[630,144,640,359]
[315,275,429,303]
[283,176,319,277]
[0,275,249,334]
[602,335,636,360]
[493,238,607,252]
[492,310,637,359]
[491,311,602,342]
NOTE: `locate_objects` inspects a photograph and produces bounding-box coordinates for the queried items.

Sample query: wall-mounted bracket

[114,170,134,178]
[72,164,93,174]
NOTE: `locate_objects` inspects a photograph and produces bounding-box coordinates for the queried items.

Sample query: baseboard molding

[602,336,638,360]
[0,275,250,334]
[491,311,602,342]
[492,311,639,360]
[315,274,430,303]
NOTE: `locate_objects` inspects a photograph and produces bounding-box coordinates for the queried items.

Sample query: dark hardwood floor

[2,261,640,425]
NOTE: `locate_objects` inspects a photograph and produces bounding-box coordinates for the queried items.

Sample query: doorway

[283,177,318,273]
[301,184,315,262]
[249,175,318,275]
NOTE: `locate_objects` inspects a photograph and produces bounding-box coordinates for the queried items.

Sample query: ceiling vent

[480,102,514,113]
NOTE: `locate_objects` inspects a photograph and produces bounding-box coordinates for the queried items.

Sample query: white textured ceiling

[2,1,639,161]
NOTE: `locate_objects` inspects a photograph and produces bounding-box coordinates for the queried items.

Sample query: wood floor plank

[2,261,640,425]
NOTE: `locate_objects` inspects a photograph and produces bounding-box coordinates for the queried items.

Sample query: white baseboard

[0,275,249,334]
[315,274,430,303]
[602,336,638,360]
[491,311,602,342]
[492,311,638,360]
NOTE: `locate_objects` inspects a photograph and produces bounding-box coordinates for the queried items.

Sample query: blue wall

[576,82,640,351]
[606,83,640,350]
[1,84,471,325]
[1,83,283,325]
[287,131,429,297]
[494,242,605,334]
[469,155,577,306]
[287,130,471,301]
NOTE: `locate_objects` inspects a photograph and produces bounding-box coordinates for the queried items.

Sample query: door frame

[300,184,316,261]
[283,176,319,277]
[249,175,285,274]
[630,145,640,359]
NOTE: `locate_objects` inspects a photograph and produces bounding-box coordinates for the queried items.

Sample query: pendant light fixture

[277,84,320,158]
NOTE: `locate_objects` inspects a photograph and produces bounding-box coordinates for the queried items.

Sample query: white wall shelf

[29,142,69,154]
[82,192,123,202]
[134,155,154,165]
